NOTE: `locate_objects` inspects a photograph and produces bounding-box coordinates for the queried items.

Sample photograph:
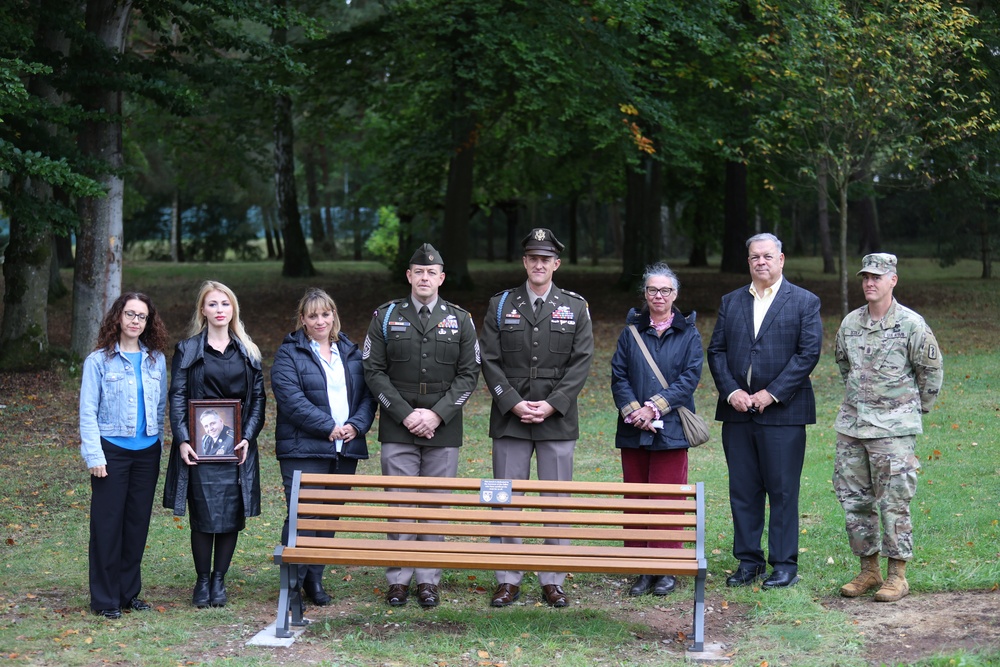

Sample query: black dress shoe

[491,583,520,607]
[95,608,121,619]
[385,584,409,606]
[303,579,332,606]
[652,575,676,595]
[628,575,656,597]
[726,565,767,587]
[762,571,800,589]
[416,583,440,608]
[127,596,151,611]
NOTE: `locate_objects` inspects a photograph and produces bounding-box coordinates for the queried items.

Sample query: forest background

[2,2,1000,666]
[2,0,1000,368]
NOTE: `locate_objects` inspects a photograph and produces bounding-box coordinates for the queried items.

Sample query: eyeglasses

[124,311,148,322]
[645,287,675,297]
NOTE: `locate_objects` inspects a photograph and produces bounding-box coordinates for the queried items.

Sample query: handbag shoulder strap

[628,324,668,390]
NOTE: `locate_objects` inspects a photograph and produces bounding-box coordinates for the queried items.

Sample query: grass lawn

[0,256,998,667]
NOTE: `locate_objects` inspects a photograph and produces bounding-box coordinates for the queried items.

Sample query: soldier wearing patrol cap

[362,242,480,609]
[833,253,943,602]
[479,228,594,608]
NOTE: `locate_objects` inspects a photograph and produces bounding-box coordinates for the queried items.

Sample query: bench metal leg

[689,571,706,652]
[275,563,309,638]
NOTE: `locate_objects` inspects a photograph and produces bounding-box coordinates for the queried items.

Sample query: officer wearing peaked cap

[479,227,594,609]
[362,242,480,609]
[833,252,943,603]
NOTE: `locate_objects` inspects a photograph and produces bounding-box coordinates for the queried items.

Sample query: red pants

[620,447,688,549]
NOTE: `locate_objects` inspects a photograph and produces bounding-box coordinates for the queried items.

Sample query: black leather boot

[303,576,332,606]
[193,573,210,608]
[628,574,656,597]
[209,571,228,607]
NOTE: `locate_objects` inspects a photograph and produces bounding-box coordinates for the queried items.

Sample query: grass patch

[1,257,999,666]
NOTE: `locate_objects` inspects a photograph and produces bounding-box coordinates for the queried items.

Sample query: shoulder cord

[381,302,396,340]
[495,292,509,329]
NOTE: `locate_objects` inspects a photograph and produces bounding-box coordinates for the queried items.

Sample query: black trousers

[721,421,806,573]
[279,456,358,584]
[89,439,161,611]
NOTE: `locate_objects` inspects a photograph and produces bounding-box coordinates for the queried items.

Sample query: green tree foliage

[745,0,997,314]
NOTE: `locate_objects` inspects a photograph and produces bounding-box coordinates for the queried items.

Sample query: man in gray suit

[708,233,822,589]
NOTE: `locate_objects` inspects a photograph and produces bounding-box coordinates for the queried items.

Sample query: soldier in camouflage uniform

[833,253,943,602]
[362,243,480,608]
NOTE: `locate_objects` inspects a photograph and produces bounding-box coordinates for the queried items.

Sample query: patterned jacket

[835,299,943,438]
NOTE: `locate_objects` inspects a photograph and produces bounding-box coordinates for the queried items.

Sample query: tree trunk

[853,195,881,255]
[170,187,183,262]
[587,183,600,267]
[71,0,132,359]
[499,200,519,263]
[981,213,993,279]
[440,118,476,289]
[353,207,363,260]
[838,180,850,318]
[262,205,276,259]
[304,146,325,247]
[567,196,579,265]
[55,233,73,268]
[320,144,336,257]
[619,156,662,289]
[1,185,52,370]
[720,160,749,273]
[817,159,836,273]
[48,235,68,301]
[486,207,495,262]
[272,3,315,278]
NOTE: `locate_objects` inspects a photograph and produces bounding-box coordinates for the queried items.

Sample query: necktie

[419,306,430,326]
[533,298,543,317]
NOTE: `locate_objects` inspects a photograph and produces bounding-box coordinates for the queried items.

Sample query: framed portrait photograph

[189,399,242,462]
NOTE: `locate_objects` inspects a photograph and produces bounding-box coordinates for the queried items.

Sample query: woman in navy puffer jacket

[271,288,377,607]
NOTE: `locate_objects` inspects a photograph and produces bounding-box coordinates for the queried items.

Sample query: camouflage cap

[857,252,897,276]
[409,243,443,267]
[521,228,564,257]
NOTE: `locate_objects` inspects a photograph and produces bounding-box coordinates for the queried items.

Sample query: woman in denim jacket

[271,288,377,607]
[163,281,265,608]
[79,292,169,619]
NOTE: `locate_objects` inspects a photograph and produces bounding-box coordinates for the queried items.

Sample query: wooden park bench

[272,472,708,651]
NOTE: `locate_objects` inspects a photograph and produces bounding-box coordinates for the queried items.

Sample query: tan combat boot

[840,553,883,597]
[874,558,909,602]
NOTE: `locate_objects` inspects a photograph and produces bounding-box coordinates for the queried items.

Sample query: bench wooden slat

[302,473,700,497]
[274,472,707,653]
[295,503,698,527]
[298,488,698,512]
[294,536,698,561]
[295,518,696,543]
[279,546,703,575]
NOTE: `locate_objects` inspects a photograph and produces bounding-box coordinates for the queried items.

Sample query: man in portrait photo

[199,409,235,457]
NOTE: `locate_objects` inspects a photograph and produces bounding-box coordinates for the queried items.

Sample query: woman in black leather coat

[163,281,265,608]
[271,288,377,606]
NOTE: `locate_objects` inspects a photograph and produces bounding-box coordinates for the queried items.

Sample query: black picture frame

[189,399,242,462]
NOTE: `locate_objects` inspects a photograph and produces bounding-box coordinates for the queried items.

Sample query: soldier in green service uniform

[833,253,943,602]
[480,228,594,608]
[362,243,480,609]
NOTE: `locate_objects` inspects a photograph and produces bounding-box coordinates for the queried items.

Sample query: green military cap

[857,252,897,276]
[521,228,564,257]
[409,243,443,266]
